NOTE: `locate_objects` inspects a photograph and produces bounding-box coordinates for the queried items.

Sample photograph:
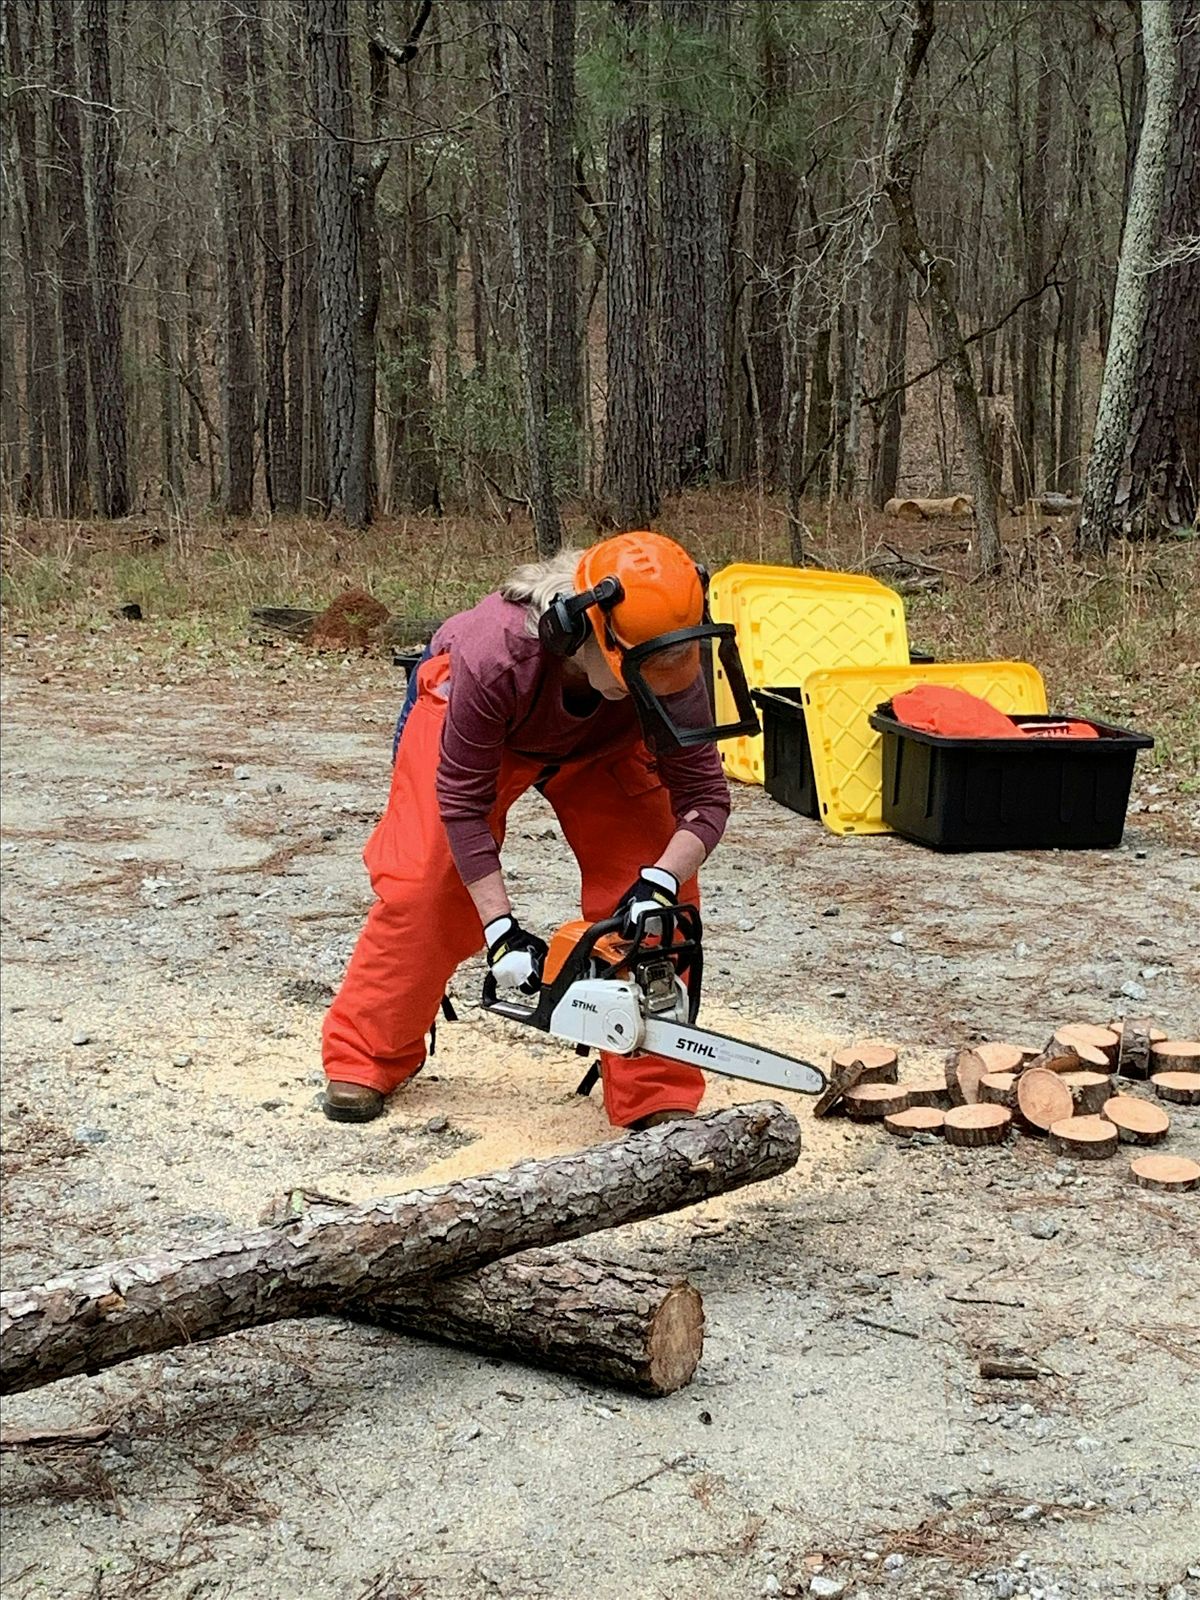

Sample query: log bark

[1048,1115,1118,1160]
[904,1079,953,1109]
[1113,1019,1156,1078]
[831,1044,898,1085]
[946,1048,987,1106]
[978,1072,1018,1109]
[0,1103,797,1395]
[944,1104,1011,1148]
[1150,1071,1200,1106]
[1150,1040,1200,1074]
[1060,1070,1114,1116]
[1101,1094,1169,1146]
[843,1084,911,1121]
[1130,1154,1200,1193]
[883,1107,944,1138]
[811,1057,869,1120]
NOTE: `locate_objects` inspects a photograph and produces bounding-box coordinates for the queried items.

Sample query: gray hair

[500,548,584,635]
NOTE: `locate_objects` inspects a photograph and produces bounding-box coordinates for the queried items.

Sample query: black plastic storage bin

[868,704,1154,851]
[753,688,819,818]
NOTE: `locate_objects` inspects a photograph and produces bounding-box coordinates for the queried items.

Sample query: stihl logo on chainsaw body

[571,999,598,1014]
[675,1035,716,1059]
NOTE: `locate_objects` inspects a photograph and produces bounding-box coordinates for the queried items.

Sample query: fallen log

[884,494,974,520]
[263,1191,705,1397]
[0,1104,797,1396]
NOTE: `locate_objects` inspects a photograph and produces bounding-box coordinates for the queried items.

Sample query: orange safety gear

[321,653,706,1128]
[576,532,704,688]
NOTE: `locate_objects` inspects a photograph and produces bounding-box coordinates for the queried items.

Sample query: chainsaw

[481,902,826,1096]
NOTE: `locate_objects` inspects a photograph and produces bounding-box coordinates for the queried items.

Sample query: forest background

[1,0,1197,798]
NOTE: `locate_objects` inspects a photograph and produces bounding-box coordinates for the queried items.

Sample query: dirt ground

[1,636,1198,1600]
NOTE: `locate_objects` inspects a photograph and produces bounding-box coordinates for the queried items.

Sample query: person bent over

[321,531,756,1131]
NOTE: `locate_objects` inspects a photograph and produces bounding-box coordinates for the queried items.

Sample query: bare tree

[247,0,288,513]
[48,0,91,514]
[218,2,255,516]
[547,0,581,439]
[1079,0,1179,554]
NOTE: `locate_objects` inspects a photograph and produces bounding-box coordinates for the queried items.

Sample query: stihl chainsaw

[482,902,825,1096]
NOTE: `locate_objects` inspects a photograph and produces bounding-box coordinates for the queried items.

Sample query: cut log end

[1101,1095,1170,1145]
[1150,1070,1200,1106]
[1016,1067,1075,1133]
[974,1042,1026,1077]
[903,1079,953,1109]
[1150,1040,1200,1076]
[646,1283,706,1395]
[1054,1023,1119,1067]
[1048,1115,1118,1160]
[883,1106,946,1138]
[944,1104,1012,1148]
[1130,1154,1200,1193]
[946,1048,988,1106]
[830,1043,899,1084]
[978,1072,1018,1109]
[1060,1070,1114,1116]
[843,1083,912,1121]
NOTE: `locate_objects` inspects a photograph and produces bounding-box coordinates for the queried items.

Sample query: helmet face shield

[618,623,759,752]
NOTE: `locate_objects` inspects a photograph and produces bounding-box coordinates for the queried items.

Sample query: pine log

[903,1079,953,1109]
[883,1106,945,1138]
[1060,1070,1114,1116]
[1048,1115,1118,1160]
[0,1103,797,1396]
[1053,1024,1119,1067]
[1150,1071,1200,1105]
[978,1071,1018,1109]
[260,1190,706,1397]
[1016,1068,1075,1133]
[843,1084,911,1121]
[1101,1095,1170,1146]
[946,1048,988,1106]
[973,1042,1025,1076]
[944,1104,1011,1148]
[1130,1154,1200,1193]
[1151,1041,1200,1074]
[830,1043,899,1084]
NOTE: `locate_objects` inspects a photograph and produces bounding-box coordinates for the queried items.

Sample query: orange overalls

[322,654,706,1127]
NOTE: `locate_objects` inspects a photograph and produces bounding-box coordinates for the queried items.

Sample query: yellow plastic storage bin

[802,661,1048,834]
[709,564,909,783]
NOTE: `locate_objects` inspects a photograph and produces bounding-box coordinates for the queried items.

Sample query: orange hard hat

[576,532,703,686]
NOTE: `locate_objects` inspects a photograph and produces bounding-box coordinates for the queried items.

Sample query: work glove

[617,865,679,940]
[484,915,548,996]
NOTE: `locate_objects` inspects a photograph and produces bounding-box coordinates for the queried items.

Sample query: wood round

[1016,1068,1074,1133]
[831,1043,899,1084]
[1054,1023,1119,1065]
[1151,1041,1200,1074]
[944,1103,1011,1148]
[978,1072,1018,1108]
[1048,1115,1118,1160]
[947,1048,987,1105]
[1130,1154,1200,1193]
[843,1083,911,1121]
[884,1106,945,1138]
[1060,1070,1114,1115]
[974,1042,1025,1076]
[1108,1020,1167,1045]
[1150,1070,1200,1106]
[1101,1095,1169,1146]
[904,1079,951,1109]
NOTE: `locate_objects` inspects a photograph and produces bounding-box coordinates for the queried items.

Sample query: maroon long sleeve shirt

[429,593,730,885]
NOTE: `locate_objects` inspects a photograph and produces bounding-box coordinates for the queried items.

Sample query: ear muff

[537,576,625,657]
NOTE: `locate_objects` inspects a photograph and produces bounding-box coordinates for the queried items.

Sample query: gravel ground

[1,637,1198,1600]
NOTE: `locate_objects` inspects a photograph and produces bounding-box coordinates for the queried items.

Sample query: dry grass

[2,491,1196,800]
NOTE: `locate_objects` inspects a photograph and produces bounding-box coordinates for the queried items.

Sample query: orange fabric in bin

[892,684,1026,739]
[1017,720,1100,740]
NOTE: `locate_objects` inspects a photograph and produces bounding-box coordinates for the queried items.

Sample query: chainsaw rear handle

[481,902,704,1032]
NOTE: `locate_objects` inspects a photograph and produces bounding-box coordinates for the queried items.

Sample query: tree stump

[1151,1041,1200,1074]
[974,1042,1026,1076]
[843,1084,911,1121]
[946,1048,988,1106]
[883,1106,945,1138]
[1130,1154,1200,1193]
[830,1043,898,1085]
[0,1103,799,1396]
[1060,1070,1114,1115]
[944,1104,1011,1148]
[1054,1024,1119,1067]
[978,1072,1018,1109]
[1150,1071,1200,1105]
[1101,1095,1170,1146]
[1048,1115,1118,1160]
[1016,1068,1074,1133]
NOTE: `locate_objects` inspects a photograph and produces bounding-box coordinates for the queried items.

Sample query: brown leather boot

[323,1081,385,1123]
[628,1108,694,1132]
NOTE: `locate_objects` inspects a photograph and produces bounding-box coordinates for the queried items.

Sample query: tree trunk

[1078,0,1179,554]
[183,255,203,467]
[48,0,91,515]
[1016,34,1055,500]
[83,0,130,517]
[218,2,256,516]
[283,23,309,511]
[493,10,560,552]
[603,0,657,527]
[308,0,357,514]
[747,5,793,486]
[659,0,710,494]
[1118,0,1198,537]
[547,0,580,445]
[882,0,1001,573]
[155,245,182,511]
[247,0,287,514]
[0,1104,798,1395]
[805,324,833,495]
[873,254,909,506]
